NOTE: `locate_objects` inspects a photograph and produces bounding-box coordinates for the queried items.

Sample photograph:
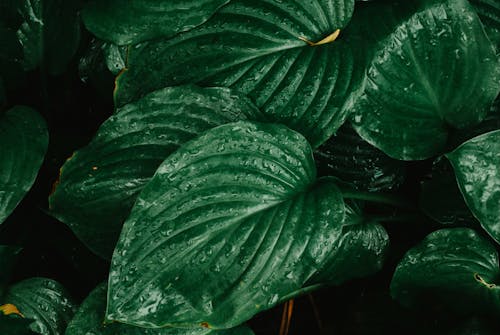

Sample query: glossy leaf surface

[107,121,388,328]
[49,86,261,258]
[4,278,77,335]
[350,0,500,160]
[0,106,48,225]
[391,228,500,314]
[470,0,500,50]
[17,0,80,75]
[447,130,500,243]
[114,0,361,148]
[66,283,254,335]
[82,0,231,45]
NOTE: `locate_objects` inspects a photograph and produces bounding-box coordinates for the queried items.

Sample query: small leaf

[66,283,254,335]
[4,278,77,335]
[350,0,500,160]
[49,85,261,258]
[315,123,405,192]
[0,106,48,225]
[446,130,500,244]
[82,0,232,46]
[17,0,80,75]
[391,228,500,314]
[107,121,388,328]
[113,0,361,148]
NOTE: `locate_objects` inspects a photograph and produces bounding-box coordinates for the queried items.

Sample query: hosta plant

[1,0,500,334]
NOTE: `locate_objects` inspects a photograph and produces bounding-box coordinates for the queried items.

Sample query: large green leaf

[3,278,77,335]
[446,130,500,244]
[49,85,261,259]
[0,106,48,225]
[350,0,500,160]
[391,228,500,314]
[113,0,361,148]
[66,283,254,335]
[315,123,405,192]
[0,245,22,297]
[107,121,388,329]
[469,0,500,51]
[17,0,80,75]
[82,0,231,45]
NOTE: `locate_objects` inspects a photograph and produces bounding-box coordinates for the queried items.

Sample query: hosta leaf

[446,130,500,243]
[49,85,261,259]
[350,0,500,160]
[391,228,500,314]
[469,0,500,50]
[315,123,405,192]
[0,106,48,225]
[114,0,361,148]
[3,278,77,335]
[66,283,254,335]
[82,0,231,46]
[17,0,80,75]
[0,245,22,297]
[107,121,388,328]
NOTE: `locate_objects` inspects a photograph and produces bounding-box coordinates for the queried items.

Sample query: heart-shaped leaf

[350,0,500,160]
[3,278,77,335]
[1,106,48,225]
[66,283,255,335]
[446,130,500,244]
[49,85,261,258]
[17,0,80,75]
[107,121,388,328]
[391,228,500,314]
[113,0,362,148]
[315,123,405,192]
[469,0,500,51]
[82,0,231,46]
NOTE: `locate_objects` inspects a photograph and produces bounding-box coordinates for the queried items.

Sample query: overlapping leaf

[114,0,361,148]
[470,0,500,50]
[66,283,254,335]
[391,228,500,314]
[49,85,262,258]
[446,130,500,243]
[3,278,77,335]
[17,0,80,74]
[350,0,500,160]
[0,106,48,225]
[107,121,388,329]
[82,0,231,45]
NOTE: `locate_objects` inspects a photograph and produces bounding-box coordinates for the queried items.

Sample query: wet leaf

[113,0,361,148]
[446,130,500,244]
[17,0,80,75]
[0,106,48,225]
[391,228,500,314]
[315,123,405,192]
[350,0,500,160]
[82,0,231,46]
[107,121,388,328]
[469,0,500,51]
[66,283,254,335]
[3,278,77,335]
[49,85,261,258]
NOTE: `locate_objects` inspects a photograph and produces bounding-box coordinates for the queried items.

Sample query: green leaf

[446,130,500,244]
[315,123,405,192]
[49,85,261,259]
[0,245,22,297]
[82,0,231,46]
[350,0,500,160]
[3,278,77,335]
[17,0,80,75]
[113,0,361,148]
[107,121,388,328]
[66,283,254,335]
[390,228,500,314]
[469,0,500,51]
[0,106,48,225]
